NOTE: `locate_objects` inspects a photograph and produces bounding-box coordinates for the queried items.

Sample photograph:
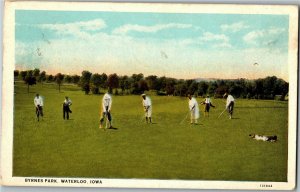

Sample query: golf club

[180,111,190,124]
[218,108,227,118]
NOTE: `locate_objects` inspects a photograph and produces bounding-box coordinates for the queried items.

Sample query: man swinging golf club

[99,91,113,129]
[223,92,235,119]
[34,93,44,121]
[188,94,200,124]
[200,95,215,117]
[141,93,152,123]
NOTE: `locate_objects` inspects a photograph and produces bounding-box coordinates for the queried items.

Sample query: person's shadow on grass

[108,127,118,130]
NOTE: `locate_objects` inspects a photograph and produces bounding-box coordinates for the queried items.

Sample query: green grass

[13,82,288,181]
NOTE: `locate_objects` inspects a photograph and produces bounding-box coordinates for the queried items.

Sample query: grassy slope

[13,82,288,181]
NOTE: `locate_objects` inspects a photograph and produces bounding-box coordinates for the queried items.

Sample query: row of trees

[14,69,289,100]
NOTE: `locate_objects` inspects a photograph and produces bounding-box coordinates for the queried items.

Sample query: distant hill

[195,77,249,82]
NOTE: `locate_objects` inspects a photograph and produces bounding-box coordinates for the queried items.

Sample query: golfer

[141,93,152,123]
[99,92,113,129]
[201,95,215,117]
[224,92,235,119]
[34,93,44,121]
[62,96,72,120]
[188,94,200,124]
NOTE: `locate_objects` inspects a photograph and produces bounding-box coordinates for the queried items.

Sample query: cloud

[198,32,232,48]
[38,19,107,39]
[112,23,193,35]
[200,32,229,42]
[243,27,286,45]
[221,22,249,33]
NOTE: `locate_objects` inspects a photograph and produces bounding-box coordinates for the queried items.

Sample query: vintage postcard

[1,1,298,190]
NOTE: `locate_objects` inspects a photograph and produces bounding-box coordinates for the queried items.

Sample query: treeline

[14,69,289,100]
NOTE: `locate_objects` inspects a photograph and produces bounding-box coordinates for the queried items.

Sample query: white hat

[141,93,146,96]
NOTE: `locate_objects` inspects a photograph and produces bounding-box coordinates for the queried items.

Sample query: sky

[15,10,289,81]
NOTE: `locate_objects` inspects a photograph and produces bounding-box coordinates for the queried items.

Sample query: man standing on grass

[188,94,200,124]
[200,95,215,117]
[34,93,44,121]
[99,91,113,129]
[141,93,152,123]
[62,96,72,120]
[224,92,235,119]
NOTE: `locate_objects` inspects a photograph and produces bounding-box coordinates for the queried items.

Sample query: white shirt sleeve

[226,95,234,108]
[146,97,151,106]
[189,98,196,111]
[108,95,112,111]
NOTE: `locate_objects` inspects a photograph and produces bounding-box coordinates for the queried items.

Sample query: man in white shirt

[224,92,235,119]
[34,93,44,121]
[62,96,72,120]
[200,95,215,117]
[141,94,152,123]
[99,92,113,129]
[188,94,200,124]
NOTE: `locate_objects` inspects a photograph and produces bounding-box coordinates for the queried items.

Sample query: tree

[119,75,129,95]
[72,75,80,84]
[20,71,27,81]
[175,80,188,96]
[138,79,149,93]
[33,68,40,79]
[64,75,72,83]
[145,75,158,90]
[80,71,92,94]
[24,71,36,93]
[156,76,167,92]
[47,75,54,82]
[274,78,288,98]
[131,73,144,82]
[100,73,108,89]
[107,73,119,93]
[207,81,218,97]
[262,76,277,99]
[245,80,255,99]
[91,73,102,94]
[165,78,176,95]
[38,71,46,83]
[198,81,209,97]
[188,81,198,96]
[55,73,64,92]
[215,85,228,98]
[254,79,264,99]
[130,73,144,94]
[14,70,19,80]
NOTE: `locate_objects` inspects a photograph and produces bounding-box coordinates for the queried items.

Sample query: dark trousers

[227,101,234,115]
[36,106,43,117]
[63,105,72,119]
[100,111,112,123]
[205,104,210,112]
[100,106,112,123]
